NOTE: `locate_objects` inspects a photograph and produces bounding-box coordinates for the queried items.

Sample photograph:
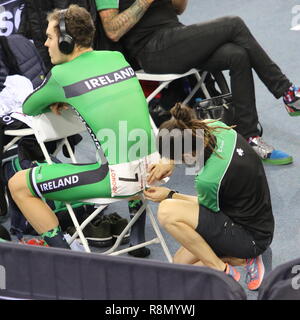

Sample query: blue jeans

[137,16,291,138]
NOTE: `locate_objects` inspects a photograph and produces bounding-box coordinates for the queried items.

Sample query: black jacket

[18,0,67,72]
[18,0,101,72]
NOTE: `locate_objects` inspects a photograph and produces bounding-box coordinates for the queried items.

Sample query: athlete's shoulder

[93,50,125,59]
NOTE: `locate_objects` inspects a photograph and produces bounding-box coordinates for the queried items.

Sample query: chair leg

[102,203,146,255]
[102,199,173,262]
[65,203,91,253]
[67,204,107,245]
[182,71,209,105]
[145,203,172,262]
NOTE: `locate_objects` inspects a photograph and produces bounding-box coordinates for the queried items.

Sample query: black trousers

[137,16,291,138]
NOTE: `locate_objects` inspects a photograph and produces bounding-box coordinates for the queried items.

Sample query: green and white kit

[23,51,158,201]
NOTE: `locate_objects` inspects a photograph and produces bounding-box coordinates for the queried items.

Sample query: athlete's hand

[50,103,69,115]
[147,160,175,185]
[144,187,171,202]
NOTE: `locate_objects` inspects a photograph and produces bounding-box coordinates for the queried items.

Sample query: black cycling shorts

[195,205,269,258]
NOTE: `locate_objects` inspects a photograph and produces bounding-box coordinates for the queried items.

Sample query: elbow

[175,9,184,15]
[175,8,186,15]
[105,30,121,42]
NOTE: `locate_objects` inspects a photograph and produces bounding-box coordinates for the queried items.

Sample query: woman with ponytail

[144,103,274,291]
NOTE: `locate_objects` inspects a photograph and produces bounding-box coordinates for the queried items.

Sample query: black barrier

[0,241,246,300]
[0,0,24,36]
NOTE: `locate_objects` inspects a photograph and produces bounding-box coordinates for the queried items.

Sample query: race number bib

[109,151,161,197]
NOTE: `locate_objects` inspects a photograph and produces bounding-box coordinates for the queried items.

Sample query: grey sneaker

[248,136,293,165]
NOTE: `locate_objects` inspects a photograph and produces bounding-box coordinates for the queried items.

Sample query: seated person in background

[144,103,274,291]
[97,0,300,165]
[0,75,33,121]
[9,5,169,251]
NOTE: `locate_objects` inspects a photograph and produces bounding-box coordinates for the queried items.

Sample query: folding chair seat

[6,109,172,262]
[135,69,229,133]
[3,128,34,161]
[136,68,211,105]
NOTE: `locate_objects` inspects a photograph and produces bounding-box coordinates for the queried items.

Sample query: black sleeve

[0,53,8,92]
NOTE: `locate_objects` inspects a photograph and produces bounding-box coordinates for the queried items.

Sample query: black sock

[128,200,146,245]
[41,226,70,249]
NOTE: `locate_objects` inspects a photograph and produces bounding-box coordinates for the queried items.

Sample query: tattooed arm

[99,0,155,42]
[172,0,188,15]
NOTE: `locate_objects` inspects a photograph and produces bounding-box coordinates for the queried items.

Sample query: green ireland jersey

[23,50,158,197]
[195,121,237,212]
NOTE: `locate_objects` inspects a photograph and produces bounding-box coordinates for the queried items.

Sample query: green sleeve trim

[95,0,119,10]
[12,157,22,172]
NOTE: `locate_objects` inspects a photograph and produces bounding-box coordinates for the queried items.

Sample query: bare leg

[158,199,226,272]
[9,170,59,234]
[175,244,245,267]
[174,246,204,267]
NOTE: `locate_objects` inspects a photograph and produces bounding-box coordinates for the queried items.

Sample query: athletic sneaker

[20,238,48,247]
[224,263,241,282]
[245,255,265,291]
[108,212,130,244]
[248,136,293,165]
[283,85,300,116]
[67,216,114,248]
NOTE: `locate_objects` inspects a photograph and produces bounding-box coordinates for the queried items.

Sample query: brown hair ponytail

[160,103,232,156]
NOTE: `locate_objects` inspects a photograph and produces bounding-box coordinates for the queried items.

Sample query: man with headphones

[8,5,170,251]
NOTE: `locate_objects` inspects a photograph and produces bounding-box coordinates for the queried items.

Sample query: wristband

[166,190,178,199]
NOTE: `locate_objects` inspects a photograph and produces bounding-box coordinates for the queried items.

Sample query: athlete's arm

[144,186,198,203]
[172,0,188,14]
[22,72,65,116]
[98,0,155,42]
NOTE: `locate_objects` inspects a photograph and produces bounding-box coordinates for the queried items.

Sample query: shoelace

[251,137,274,157]
[284,85,298,103]
[226,264,235,277]
[246,259,258,282]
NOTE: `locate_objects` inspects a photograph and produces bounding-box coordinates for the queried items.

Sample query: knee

[222,43,250,67]
[231,45,249,64]
[227,15,246,28]
[157,200,177,228]
[8,171,28,200]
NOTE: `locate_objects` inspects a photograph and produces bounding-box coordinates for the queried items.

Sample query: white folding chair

[20,109,172,262]
[135,69,211,134]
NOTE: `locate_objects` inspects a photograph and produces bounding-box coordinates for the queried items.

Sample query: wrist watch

[166,190,178,199]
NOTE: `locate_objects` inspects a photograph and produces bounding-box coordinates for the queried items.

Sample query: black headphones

[58,9,75,54]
